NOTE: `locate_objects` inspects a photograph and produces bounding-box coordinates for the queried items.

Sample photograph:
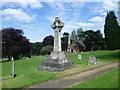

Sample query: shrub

[41,45,53,55]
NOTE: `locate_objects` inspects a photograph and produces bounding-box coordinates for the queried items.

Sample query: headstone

[78,55,81,59]
[38,17,73,72]
[26,57,28,59]
[88,56,96,65]
[81,51,83,53]
[11,57,14,78]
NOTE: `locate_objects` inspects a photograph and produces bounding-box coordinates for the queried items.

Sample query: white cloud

[46,16,55,22]
[27,0,43,9]
[62,21,94,33]
[22,25,32,28]
[47,2,66,17]
[88,16,105,35]
[0,8,35,22]
[47,2,64,10]
[1,0,42,9]
[102,0,118,11]
[69,2,85,8]
[89,16,104,22]
[75,22,94,27]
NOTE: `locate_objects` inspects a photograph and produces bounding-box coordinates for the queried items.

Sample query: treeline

[62,29,107,51]
[62,11,120,51]
[1,29,54,60]
[1,11,120,60]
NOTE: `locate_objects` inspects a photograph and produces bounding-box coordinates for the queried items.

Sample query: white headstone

[78,55,82,59]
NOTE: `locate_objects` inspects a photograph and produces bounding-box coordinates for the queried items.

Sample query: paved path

[26,62,119,89]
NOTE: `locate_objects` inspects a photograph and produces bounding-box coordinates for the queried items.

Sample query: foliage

[104,11,120,50]
[2,28,31,60]
[63,32,69,37]
[77,28,85,41]
[61,32,69,51]
[31,42,42,56]
[71,30,77,40]
[41,45,53,55]
[42,35,54,47]
[82,30,106,51]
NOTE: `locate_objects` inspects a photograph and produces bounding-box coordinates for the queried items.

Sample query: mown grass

[66,50,119,66]
[67,67,119,88]
[1,50,119,88]
[2,56,63,88]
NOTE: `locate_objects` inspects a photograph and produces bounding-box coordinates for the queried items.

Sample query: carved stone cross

[51,17,64,51]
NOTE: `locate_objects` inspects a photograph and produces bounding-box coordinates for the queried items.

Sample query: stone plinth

[38,51,73,72]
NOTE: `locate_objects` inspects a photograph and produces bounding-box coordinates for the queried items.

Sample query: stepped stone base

[38,51,73,72]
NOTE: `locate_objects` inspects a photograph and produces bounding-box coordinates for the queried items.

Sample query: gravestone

[38,17,73,72]
[11,57,14,78]
[88,56,96,65]
[78,55,81,59]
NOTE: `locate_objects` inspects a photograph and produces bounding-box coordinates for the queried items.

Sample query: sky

[0,0,119,43]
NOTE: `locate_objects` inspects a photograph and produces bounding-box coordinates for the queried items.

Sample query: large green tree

[77,28,85,41]
[31,42,42,56]
[104,11,120,50]
[82,30,106,51]
[2,28,31,60]
[71,30,77,40]
[42,35,54,47]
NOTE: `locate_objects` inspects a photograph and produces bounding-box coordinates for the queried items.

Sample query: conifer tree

[104,11,120,50]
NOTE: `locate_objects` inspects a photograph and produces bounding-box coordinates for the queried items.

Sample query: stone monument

[11,57,14,78]
[88,56,97,65]
[38,17,73,72]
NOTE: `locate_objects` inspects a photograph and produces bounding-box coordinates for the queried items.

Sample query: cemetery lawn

[67,67,119,88]
[2,50,119,88]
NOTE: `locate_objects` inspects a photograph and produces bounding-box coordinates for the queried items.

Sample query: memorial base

[38,51,73,72]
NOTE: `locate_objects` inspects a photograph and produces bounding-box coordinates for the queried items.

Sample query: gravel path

[26,62,119,89]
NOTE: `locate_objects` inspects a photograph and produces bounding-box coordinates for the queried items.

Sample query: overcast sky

[0,0,119,42]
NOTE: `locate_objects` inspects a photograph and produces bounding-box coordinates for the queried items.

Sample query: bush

[41,45,53,55]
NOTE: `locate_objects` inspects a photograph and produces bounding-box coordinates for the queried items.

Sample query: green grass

[1,50,120,88]
[66,50,119,65]
[2,56,63,88]
[67,67,119,88]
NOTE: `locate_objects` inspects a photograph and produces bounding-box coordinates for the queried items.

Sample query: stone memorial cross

[51,17,64,51]
[38,17,73,72]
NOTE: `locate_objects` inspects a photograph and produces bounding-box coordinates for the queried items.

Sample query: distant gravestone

[88,56,96,65]
[81,51,83,53]
[78,55,81,59]
[11,57,14,78]
[26,57,29,59]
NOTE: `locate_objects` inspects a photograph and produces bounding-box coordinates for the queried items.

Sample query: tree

[31,42,42,56]
[77,28,85,41]
[104,11,120,50]
[71,30,77,40]
[42,35,54,47]
[41,45,53,55]
[82,30,106,51]
[61,32,69,51]
[2,28,31,60]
